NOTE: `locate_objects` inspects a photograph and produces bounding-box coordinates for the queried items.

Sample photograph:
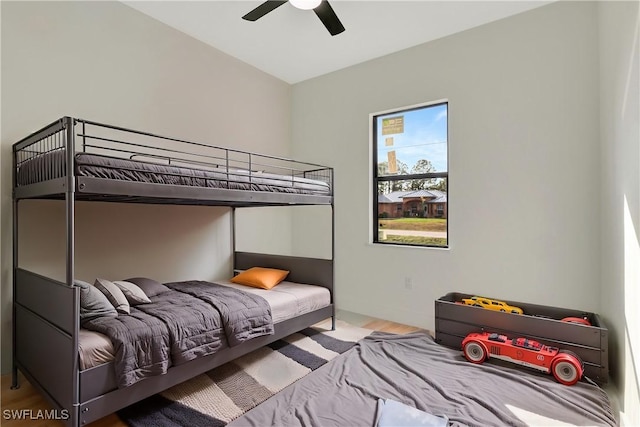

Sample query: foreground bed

[231,332,616,427]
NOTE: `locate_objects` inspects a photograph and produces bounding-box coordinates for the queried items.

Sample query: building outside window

[372,101,448,248]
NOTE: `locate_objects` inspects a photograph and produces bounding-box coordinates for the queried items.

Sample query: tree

[428,178,447,192]
[409,159,436,190]
[378,160,409,193]
[378,159,409,176]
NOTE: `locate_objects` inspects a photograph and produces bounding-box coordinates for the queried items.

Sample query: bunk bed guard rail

[13,117,333,206]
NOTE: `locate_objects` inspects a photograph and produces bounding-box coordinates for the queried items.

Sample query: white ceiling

[124,1,551,84]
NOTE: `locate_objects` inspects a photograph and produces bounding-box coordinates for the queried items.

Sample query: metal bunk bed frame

[11,116,335,426]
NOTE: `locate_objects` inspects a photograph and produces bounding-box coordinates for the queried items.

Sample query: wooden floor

[0,318,423,427]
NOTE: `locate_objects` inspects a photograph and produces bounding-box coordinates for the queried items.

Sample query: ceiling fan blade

[313,1,345,36]
[242,1,287,21]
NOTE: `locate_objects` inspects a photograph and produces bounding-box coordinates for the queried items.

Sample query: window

[372,101,448,248]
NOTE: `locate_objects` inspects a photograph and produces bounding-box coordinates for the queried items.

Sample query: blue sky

[376,103,447,173]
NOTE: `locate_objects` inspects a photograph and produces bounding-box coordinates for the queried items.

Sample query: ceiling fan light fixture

[289,0,322,10]
[242,0,344,36]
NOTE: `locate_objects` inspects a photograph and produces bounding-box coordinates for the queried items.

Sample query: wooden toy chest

[435,292,608,384]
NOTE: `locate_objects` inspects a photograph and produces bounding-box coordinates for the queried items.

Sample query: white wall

[292,2,601,329]
[0,1,292,373]
[17,201,231,283]
[598,1,640,424]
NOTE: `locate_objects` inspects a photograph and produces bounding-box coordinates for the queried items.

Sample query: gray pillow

[124,277,170,297]
[74,280,118,321]
[94,278,130,314]
[113,280,151,305]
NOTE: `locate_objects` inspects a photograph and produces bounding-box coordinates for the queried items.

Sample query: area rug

[118,320,373,427]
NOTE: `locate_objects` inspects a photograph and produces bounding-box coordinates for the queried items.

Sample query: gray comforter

[82,308,171,388]
[83,281,273,388]
[231,332,616,427]
[165,281,274,347]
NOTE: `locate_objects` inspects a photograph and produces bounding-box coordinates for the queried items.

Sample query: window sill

[369,242,450,251]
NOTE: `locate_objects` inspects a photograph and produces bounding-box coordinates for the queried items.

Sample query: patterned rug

[118,320,373,426]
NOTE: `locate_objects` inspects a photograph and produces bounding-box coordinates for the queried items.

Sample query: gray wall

[2,1,637,419]
[0,1,292,373]
[598,1,640,424]
[292,1,601,331]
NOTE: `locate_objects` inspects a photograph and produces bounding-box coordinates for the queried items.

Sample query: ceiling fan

[242,0,345,36]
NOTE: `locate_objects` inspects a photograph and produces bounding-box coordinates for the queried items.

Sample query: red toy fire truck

[462,332,584,386]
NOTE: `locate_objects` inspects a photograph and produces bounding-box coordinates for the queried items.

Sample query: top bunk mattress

[16,150,331,196]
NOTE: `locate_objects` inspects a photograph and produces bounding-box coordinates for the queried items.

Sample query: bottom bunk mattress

[230,332,616,427]
[78,279,330,371]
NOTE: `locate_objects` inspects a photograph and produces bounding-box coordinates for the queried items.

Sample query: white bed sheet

[214,279,330,324]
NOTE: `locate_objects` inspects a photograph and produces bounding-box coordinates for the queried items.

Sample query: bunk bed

[11,116,335,427]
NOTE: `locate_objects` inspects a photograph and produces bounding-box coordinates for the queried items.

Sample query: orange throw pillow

[230,267,289,290]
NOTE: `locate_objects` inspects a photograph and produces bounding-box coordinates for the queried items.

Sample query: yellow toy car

[461,296,523,314]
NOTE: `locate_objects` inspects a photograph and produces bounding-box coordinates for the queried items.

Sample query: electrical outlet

[404,277,413,290]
